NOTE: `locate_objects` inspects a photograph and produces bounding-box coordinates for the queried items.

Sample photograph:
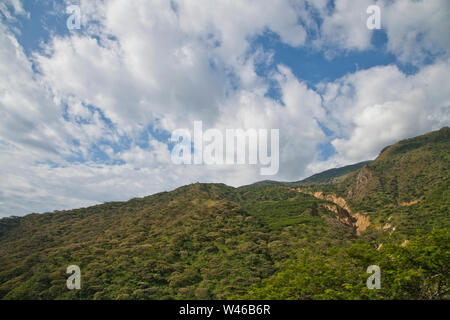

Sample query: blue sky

[0,0,449,216]
[7,1,415,162]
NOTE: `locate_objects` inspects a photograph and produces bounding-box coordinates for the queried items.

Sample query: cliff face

[346,165,381,202]
[295,188,370,235]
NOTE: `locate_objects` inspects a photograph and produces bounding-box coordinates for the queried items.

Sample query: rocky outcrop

[323,204,357,232]
[295,188,370,236]
[399,199,421,206]
[312,191,352,212]
[352,213,370,235]
[347,165,380,201]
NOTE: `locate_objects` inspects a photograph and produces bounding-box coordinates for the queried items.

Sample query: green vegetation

[0,127,448,300]
[240,229,449,300]
[293,161,373,185]
[240,161,372,188]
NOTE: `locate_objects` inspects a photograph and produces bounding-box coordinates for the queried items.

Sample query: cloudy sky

[1,0,449,217]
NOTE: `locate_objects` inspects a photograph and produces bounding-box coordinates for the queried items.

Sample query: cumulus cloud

[307,0,450,65]
[314,0,375,52]
[309,59,450,172]
[382,0,450,65]
[0,0,324,216]
[0,0,449,216]
[0,22,70,159]
[0,0,27,20]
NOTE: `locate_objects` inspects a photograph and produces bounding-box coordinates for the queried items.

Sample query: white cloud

[1,0,449,216]
[0,0,325,216]
[0,0,27,21]
[311,59,450,171]
[382,0,450,65]
[315,0,375,52]
[0,23,70,159]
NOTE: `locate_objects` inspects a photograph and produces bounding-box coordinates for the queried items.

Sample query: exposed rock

[353,213,370,235]
[295,188,370,235]
[322,204,357,232]
[297,188,351,212]
[399,199,421,206]
[347,165,381,201]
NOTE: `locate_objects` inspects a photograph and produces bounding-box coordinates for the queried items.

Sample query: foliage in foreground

[239,229,449,300]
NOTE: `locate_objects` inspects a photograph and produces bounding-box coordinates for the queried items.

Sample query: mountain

[240,161,372,188]
[293,160,373,185]
[0,128,448,300]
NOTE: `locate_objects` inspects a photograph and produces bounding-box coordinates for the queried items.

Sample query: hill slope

[0,184,355,299]
[294,160,373,185]
[240,161,372,188]
[240,127,449,299]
